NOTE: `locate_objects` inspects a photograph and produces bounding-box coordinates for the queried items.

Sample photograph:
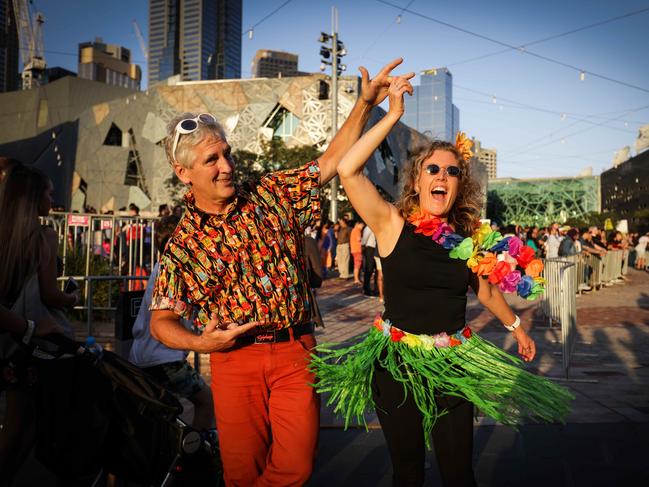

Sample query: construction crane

[132,19,148,61]
[12,0,46,89]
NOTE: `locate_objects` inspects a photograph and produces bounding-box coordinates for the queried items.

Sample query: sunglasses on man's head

[424,164,462,178]
[172,113,218,163]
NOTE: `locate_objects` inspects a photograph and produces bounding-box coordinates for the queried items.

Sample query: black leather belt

[238,322,315,345]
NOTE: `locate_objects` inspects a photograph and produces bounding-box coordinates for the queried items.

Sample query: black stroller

[18,334,223,487]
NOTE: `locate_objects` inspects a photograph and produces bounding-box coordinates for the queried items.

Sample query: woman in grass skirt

[310,67,573,486]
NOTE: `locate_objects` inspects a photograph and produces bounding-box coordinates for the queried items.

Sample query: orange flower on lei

[525,259,544,278]
[473,253,498,277]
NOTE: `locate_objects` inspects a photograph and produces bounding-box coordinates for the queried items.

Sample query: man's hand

[359,57,415,107]
[512,327,536,362]
[199,313,261,353]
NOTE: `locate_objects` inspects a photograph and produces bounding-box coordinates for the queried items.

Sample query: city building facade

[0,0,19,92]
[252,49,299,78]
[148,0,241,85]
[78,39,141,90]
[0,74,430,213]
[601,150,649,232]
[474,139,498,179]
[402,67,460,142]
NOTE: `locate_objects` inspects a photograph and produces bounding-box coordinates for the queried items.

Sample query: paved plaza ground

[6,268,649,486]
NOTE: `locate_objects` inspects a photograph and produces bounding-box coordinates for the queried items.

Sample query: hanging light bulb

[248,28,254,40]
[624,121,629,127]
[434,95,438,101]
[396,14,401,24]
[579,71,585,81]
[492,95,497,104]
[561,113,566,121]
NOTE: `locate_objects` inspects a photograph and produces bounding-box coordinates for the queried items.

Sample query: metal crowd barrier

[41,212,159,280]
[555,249,627,294]
[540,259,578,379]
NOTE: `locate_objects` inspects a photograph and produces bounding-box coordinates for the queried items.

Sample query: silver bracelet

[504,315,521,332]
[22,319,35,345]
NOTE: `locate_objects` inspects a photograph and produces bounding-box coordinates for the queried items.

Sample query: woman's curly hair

[395,140,483,236]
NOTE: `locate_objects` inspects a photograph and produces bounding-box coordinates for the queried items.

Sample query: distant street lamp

[318,7,347,222]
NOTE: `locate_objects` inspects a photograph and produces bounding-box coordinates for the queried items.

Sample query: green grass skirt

[310,326,574,449]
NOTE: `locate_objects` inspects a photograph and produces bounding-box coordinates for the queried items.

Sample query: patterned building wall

[0,74,427,213]
[487,176,601,227]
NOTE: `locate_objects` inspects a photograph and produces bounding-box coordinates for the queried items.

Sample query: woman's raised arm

[338,76,413,255]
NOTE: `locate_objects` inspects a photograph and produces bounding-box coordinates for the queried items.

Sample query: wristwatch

[504,315,521,332]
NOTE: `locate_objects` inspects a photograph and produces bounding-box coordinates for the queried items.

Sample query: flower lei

[407,211,545,300]
[373,315,472,348]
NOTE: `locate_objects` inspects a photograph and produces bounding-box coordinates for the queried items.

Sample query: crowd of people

[307,217,387,301]
[307,219,648,301]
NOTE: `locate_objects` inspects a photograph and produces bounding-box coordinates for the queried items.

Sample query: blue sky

[37,0,649,179]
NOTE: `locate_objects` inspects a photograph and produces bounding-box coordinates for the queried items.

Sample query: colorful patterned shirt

[150,161,321,331]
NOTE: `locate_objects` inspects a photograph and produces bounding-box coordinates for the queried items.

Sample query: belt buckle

[254,330,276,344]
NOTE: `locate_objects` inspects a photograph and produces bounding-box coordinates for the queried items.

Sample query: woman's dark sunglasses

[424,164,462,178]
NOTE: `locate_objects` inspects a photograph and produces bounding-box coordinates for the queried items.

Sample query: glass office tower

[402,67,459,142]
[148,0,241,85]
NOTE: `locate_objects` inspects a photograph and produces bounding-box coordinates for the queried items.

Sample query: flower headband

[455,132,474,162]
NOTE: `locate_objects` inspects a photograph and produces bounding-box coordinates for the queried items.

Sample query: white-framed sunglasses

[171,113,218,163]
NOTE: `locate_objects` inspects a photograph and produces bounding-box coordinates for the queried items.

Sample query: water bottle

[85,336,103,358]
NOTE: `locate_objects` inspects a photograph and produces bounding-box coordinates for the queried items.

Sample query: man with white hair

[149,59,413,485]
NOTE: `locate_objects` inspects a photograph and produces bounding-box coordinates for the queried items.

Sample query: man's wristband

[22,319,35,345]
[504,315,521,332]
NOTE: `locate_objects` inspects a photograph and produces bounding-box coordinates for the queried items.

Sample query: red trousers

[210,333,319,487]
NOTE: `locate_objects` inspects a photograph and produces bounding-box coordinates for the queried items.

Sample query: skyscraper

[78,39,142,90]
[473,139,497,179]
[148,0,241,85]
[0,0,19,92]
[403,67,459,142]
[252,49,299,78]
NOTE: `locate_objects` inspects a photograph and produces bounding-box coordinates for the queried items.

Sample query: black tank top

[381,223,470,335]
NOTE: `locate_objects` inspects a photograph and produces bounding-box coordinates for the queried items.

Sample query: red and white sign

[100,220,114,230]
[67,214,90,227]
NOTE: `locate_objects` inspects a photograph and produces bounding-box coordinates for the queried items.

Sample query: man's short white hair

[163,112,226,168]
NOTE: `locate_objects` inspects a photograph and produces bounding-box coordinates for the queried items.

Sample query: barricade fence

[552,249,628,295]
[540,259,577,378]
[42,212,160,285]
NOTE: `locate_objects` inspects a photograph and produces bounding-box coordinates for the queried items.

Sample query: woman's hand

[387,76,413,119]
[512,327,536,362]
[359,57,415,107]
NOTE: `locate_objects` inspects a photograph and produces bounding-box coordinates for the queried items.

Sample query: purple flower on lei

[517,275,535,298]
[432,222,454,242]
[499,270,522,293]
[507,237,523,258]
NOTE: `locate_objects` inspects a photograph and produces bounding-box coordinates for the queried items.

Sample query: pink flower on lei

[499,270,522,293]
[507,237,523,257]
[434,333,450,348]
